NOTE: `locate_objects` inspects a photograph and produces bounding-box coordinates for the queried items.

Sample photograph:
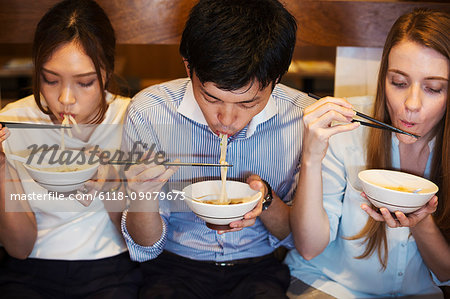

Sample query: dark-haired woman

[0,1,141,298]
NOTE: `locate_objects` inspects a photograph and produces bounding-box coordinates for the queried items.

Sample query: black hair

[32,0,116,124]
[180,0,297,91]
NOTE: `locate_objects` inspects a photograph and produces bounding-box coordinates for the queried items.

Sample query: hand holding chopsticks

[0,123,10,144]
[307,94,419,139]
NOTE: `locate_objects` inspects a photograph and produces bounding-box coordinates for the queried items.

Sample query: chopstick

[351,120,394,131]
[307,94,420,139]
[108,160,233,167]
[0,121,72,129]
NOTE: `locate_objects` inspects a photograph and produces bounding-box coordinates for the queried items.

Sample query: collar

[177,80,278,138]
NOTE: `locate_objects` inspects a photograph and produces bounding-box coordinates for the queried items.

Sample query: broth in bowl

[183,180,262,230]
[193,194,259,205]
[358,169,438,213]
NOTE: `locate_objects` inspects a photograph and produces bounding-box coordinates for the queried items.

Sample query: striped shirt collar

[177,80,278,138]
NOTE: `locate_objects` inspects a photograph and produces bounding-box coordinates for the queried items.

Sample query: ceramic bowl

[358,169,438,214]
[23,149,99,192]
[182,180,262,230]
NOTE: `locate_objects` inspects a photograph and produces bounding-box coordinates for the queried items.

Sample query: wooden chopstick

[307,93,420,139]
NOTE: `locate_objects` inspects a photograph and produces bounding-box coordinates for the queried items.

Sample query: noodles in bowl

[23,149,99,192]
[183,180,262,230]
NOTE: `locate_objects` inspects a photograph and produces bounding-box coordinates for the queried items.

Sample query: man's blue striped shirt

[122,78,305,262]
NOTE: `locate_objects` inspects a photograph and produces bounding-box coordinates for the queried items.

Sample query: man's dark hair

[180,0,297,91]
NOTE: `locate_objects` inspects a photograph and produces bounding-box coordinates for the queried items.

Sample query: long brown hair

[32,0,117,124]
[349,9,450,269]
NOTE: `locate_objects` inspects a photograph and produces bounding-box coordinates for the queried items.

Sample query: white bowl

[358,169,438,213]
[23,149,99,192]
[182,180,262,230]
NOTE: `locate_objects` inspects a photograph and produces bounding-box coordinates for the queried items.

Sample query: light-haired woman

[286,8,449,298]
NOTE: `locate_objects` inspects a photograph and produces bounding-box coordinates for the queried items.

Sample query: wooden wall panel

[0,1,448,47]
[287,1,450,47]
[0,0,196,44]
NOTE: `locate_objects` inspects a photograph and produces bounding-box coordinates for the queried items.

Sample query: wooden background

[0,0,449,99]
[0,0,449,47]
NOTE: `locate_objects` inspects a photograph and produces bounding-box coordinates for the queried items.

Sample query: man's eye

[240,103,257,109]
[204,97,219,103]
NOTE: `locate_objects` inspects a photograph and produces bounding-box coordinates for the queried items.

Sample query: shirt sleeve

[120,209,167,262]
[321,134,348,244]
[268,232,295,250]
[431,271,450,286]
[272,167,299,250]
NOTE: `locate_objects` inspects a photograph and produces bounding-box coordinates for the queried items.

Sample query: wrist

[261,179,273,211]
[411,214,435,232]
[301,154,325,167]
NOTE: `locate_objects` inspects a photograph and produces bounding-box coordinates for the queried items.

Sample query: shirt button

[401,243,406,248]
[398,272,403,276]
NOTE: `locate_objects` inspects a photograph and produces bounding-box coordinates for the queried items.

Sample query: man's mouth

[216,130,232,136]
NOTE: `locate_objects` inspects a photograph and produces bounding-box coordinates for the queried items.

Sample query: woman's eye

[42,76,58,85]
[391,81,407,88]
[425,87,442,94]
[79,80,95,88]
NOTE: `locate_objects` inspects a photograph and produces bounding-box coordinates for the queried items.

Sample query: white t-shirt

[0,93,130,260]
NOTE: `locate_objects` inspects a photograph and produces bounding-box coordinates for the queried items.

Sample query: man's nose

[217,105,236,127]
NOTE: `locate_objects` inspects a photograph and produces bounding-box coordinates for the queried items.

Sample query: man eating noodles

[120,0,305,297]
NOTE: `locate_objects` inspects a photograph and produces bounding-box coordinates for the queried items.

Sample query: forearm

[259,196,290,240]
[411,215,450,281]
[0,212,37,259]
[290,160,330,260]
[108,211,122,232]
[0,153,36,259]
[106,186,128,232]
[126,211,164,246]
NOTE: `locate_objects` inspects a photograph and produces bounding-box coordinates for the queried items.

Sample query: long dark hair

[32,0,117,124]
[349,8,450,269]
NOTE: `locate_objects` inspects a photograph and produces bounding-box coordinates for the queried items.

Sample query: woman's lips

[59,113,74,118]
[400,120,415,128]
